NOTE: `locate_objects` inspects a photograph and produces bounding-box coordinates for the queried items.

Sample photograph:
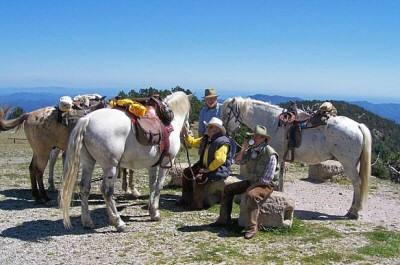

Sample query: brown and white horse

[0,98,107,203]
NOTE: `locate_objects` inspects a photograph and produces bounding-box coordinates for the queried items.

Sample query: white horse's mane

[225,96,282,116]
[164,91,191,117]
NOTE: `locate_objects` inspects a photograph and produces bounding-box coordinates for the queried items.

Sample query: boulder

[168,163,190,187]
[238,191,295,228]
[308,160,346,182]
[203,175,244,207]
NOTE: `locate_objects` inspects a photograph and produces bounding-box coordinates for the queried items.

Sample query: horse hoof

[345,212,359,220]
[82,219,96,229]
[150,210,160,221]
[131,188,141,198]
[84,222,95,229]
[116,222,126,232]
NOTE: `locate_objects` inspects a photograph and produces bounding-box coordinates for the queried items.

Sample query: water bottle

[248,139,255,146]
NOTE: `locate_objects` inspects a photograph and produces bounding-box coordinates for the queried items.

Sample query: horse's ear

[187,94,194,101]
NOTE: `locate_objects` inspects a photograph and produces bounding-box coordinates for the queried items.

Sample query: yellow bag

[110,99,147,117]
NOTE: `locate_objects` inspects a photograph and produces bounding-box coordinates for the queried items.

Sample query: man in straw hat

[210,125,280,239]
[178,117,233,210]
[198,88,221,137]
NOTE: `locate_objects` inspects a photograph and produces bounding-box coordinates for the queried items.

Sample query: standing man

[210,125,279,240]
[198,88,221,137]
[198,88,237,166]
[178,117,232,210]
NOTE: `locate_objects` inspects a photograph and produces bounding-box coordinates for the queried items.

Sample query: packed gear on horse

[278,101,337,161]
[109,96,175,168]
[57,94,108,128]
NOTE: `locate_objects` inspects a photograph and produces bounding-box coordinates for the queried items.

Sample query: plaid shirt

[240,143,277,185]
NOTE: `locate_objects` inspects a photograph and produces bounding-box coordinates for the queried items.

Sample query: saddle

[58,94,107,128]
[278,101,337,162]
[111,97,174,168]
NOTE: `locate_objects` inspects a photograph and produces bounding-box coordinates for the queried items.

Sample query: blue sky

[0,1,399,103]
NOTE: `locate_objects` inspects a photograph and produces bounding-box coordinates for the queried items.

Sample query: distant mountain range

[0,90,399,124]
[248,94,400,124]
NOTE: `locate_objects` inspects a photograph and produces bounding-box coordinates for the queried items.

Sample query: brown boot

[244,226,257,239]
[179,169,194,206]
[191,181,206,210]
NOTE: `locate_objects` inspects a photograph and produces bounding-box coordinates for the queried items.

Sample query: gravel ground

[0,140,400,264]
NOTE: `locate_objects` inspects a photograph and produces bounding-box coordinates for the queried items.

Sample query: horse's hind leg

[78,145,96,229]
[80,163,96,229]
[342,165,361,219]
[102,167,126,232]
[48,148,61,191]
[148,167,168,221]
[29,154,51,203]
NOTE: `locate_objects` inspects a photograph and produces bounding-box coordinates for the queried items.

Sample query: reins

[180,124,208,185]
[223,100,242,136]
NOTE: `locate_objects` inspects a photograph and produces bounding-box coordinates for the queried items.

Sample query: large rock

[203,175,245,207]
[168,163,190,187]
[308,160,346,182]
[238,191,295,228]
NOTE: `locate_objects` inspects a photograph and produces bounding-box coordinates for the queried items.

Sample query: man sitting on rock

[178,117,233,210]
[210,125,279,239]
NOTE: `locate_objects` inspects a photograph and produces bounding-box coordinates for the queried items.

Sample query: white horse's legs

[80,164,96,229]
[148,166,169,221]
[48,148,61,191]
[148,167,159,221]
[102,167,126,232]
[342,164,361,219]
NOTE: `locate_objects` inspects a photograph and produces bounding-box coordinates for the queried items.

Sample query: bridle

[222,99,242,136]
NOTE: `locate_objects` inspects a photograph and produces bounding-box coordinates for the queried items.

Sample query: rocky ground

[0,135,399,264]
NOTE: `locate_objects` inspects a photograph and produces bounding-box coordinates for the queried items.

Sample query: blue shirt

[198,103,222,134]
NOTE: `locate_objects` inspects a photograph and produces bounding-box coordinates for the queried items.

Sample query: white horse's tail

[60,117,90,228]
[358,123,372,209]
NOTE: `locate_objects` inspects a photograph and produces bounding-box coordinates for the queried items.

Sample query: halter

[222,99,242,136]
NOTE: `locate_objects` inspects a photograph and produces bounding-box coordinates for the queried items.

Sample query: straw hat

[204,117,226,136]
[204,88,218,98]
[246,125,272,140]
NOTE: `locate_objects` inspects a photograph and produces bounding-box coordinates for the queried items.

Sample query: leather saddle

[278,102,337,162]
[113,100,174,168]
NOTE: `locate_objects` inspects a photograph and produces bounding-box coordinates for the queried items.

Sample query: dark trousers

[218,180,273,233]
[181,166,210,209]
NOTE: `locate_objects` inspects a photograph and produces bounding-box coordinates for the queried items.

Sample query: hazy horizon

[0,86,398,104]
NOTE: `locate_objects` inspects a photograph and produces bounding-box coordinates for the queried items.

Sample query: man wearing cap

[179,117,233,210]
[210,125,279,240]
[198,88,221,137]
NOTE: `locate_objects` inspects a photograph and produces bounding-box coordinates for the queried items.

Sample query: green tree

[7,106,24,120]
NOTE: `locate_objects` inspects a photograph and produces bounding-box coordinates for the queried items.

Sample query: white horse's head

[221,97,247,136]
[164,91,192,132]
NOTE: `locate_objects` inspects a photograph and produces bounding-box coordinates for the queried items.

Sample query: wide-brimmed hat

[203,88,219,98]
[204,117,226,136]
[246,125,272,140]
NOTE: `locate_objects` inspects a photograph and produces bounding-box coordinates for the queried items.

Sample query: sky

[0,1,399,103]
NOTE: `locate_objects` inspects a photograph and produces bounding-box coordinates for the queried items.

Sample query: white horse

[221,97,371,219]
[48,147,140,197]
[60,91,191,231]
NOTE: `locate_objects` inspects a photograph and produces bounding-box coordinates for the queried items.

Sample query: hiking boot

[244,230,256,239]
